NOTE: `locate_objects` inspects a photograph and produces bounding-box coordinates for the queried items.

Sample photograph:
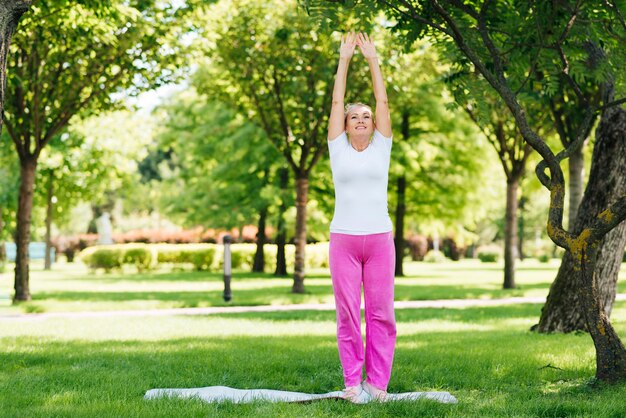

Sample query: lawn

[2,302,626,416]
[1,260,626,416]
[3,258,624,314]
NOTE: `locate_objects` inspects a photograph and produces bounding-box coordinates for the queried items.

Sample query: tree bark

[537,92,626,333]
[0,206,5,263]
[44,170,54,270]
[568,145,585,228]
[518,196,525,260]
[14,157,36,301]
[0,1,30,128]
[292,176,308,293]
[252,205,267,273]
[274,167,288,276]
[578,245,626,383]
[503,178,518,289]
[394,175,406,277]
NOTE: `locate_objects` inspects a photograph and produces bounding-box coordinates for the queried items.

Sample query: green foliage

[193,0,350,193]
[123,247,154,272]
[188,249,217,272]
[83,248,124,272]
[537,254,551,263]
[476,246,502,263]
[151,90,283,231]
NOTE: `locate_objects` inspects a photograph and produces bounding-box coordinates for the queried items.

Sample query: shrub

[407,235,428,261]
[123,247,153,272]
[477,245,501,263]
[189,249,216,271]
[537,254,550,263]
[478,252,498,263]
[442,237,464,261]
[83,247,124,272]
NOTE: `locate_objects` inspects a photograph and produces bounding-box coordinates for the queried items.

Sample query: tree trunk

[577,245,626,383]
[0,206,5,264]
[292,176,308,293]
[274,168,288,276]
[252,205,267,273]
[518,196,525,260]
[503,178,518,289]
[568,145,585,228]
[536,90,626,333]
[14,158,36,302]
[394,175,405,276]
[44,170,54,270]
[0,1,30,126]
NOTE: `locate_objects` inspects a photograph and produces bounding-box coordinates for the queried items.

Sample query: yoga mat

[144,385,458,404]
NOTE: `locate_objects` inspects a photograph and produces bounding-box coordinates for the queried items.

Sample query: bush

[442,237,463,261]
[537,254,550,263]
[123,247,154,272]
[189,249,216,271]
[407,235,428,261]
[83,248,124,272]
[477,245,501,263]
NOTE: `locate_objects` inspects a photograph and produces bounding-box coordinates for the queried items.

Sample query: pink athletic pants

[329,231,396,391]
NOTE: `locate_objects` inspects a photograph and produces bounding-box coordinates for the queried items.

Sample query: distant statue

[96,212,113,245]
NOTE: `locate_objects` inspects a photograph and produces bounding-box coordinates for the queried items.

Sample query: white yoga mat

[144,385,458,404]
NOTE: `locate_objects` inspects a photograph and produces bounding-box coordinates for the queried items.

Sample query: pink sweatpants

[329,232,396,391]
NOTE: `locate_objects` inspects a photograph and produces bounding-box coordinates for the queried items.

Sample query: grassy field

[1,260,626,416]
[2,302,626,416]
[3,258,624,314]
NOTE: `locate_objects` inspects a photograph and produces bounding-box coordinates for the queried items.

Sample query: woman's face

[345,106,374,138]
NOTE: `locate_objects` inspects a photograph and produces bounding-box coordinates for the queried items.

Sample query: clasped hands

[339,32,378,60]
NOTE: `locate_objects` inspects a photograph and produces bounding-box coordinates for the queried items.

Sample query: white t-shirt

[328,130,393,235]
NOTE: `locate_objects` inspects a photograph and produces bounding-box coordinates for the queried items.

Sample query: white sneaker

[341,383,372,404]
[362,380,387,401]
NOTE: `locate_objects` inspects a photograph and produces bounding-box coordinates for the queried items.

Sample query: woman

[327,32,396,403]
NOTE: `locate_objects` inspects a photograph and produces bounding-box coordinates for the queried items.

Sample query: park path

[2,294,626,321]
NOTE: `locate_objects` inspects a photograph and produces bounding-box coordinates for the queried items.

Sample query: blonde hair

[344,103,373,122]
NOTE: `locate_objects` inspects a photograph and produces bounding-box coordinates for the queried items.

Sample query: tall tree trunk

[0,1,30,126]
[536,89,626,333]
[252,205,267,273]
[292,176,308,294]
[568,145,585,228]
[518,196,525,260]
[0,206,5,265]
[274,168,288,276]
[44,170,54,270]
[14,158,36,301]
[394,175,405,276]
[503,178,518,289]
[577,245,626,383]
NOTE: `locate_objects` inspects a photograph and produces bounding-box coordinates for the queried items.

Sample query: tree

[536,84,626,332]
[382,36,490,275]
[306,0,626,383]
[447,73,546,288]
[195,0,351,292]
[4,0,194,301]
[153,89,283,271]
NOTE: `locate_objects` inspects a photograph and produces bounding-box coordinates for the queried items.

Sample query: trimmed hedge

[79,243,331,273]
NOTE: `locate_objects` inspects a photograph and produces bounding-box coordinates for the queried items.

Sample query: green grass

[2,303,626,417]
[4,258,624,315]
[1,260,626,416]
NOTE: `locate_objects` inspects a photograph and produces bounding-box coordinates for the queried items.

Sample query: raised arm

[358,33,392,138]
[328,33,357,141]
